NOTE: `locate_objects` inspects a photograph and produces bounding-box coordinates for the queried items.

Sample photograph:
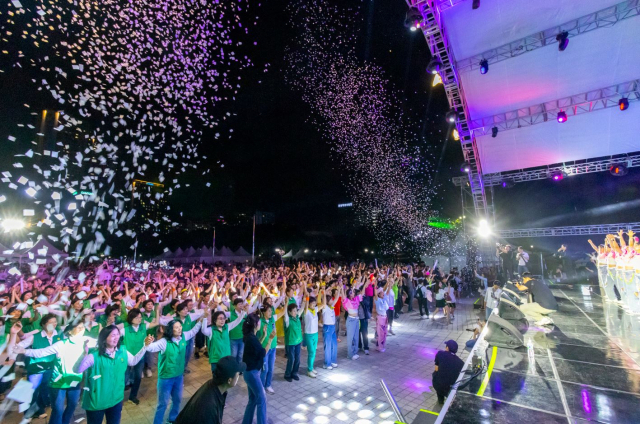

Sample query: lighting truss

[456,0,640,73]
[405,0,493,219]
[469,79,640,136]
[496,222,640,238]
[452,152,640,187]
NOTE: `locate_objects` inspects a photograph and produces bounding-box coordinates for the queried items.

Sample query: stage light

[556,31,569,51]
[550,171,564,181]
[479,59,488,74]
[432,73,443,87]
[1,219,26,233]
[477,219,491,238]
[404,8,422,32]
[557,111,567,123]
[501,180,514,188]
[452,128,460,141]
[460,162,471,173]
[426,58,443,75]
[491,126,498,138]
[446,109,458,123]
[610,164,628,176]
[472,0,480,9]
[619,98,629,111]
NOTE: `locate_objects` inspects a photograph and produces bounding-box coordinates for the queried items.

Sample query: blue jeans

[346,316,359,359]
[486,307,493,320]
[261,347,276,388]
[49,387,81,424]
[144,351,155,371]
[284,344,301,378]
[127,358,144,400]
[322,324,337,366]
[466,339,477,350]
[243,369,268,424]
[86,401,123,424]
[26,370,52,417]
[230,339,245,364]
[184,338,194,370]
[153,376,183,424]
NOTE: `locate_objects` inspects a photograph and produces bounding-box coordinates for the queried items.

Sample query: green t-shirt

[207,324,230,364]
[228,310,245,340]
[49,338,87,389]
[257,316,277,349]
[82,347,128,411]
[284,315,302,346]
[158,335,186,379]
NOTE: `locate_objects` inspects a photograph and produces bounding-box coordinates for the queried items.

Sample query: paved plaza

[3,297,481,424]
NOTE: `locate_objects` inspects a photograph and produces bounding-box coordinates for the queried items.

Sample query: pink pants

[376,315,388,351]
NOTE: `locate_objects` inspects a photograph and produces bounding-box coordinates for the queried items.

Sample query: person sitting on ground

[432,340,464,404]
[173,356,245,424]
[465,319,485,350]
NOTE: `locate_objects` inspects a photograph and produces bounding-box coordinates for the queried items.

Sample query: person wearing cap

[173,356,245,424]
[432,340,464,404]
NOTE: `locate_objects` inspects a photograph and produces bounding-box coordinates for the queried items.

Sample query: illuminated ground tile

[3,297,478,424]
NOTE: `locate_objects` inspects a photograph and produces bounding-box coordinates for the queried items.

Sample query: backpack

[416,285,425,299]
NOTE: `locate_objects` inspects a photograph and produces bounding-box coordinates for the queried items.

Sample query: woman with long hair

[201,308,246,374]
[74,325,152,424]
[242,312,276,424]
[146,317,202,424]
[257,304,285,393]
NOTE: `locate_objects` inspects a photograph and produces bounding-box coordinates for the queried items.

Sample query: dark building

[131,180,169,234]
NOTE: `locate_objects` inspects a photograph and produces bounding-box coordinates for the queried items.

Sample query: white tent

[235,247,250,257]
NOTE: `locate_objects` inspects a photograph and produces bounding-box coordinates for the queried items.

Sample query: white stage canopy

[440,0,640,174]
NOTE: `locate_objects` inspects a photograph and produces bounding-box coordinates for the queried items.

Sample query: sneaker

[323,365,333,370]
[285,376,293,382]
[307,371,317,378]
[292,375,300,381]
[312,370,318,376]
[145,369,152,378]
[331,363,338,368]
[351,354,360,360]
[389,330,396,336]
[266,386,275,394]
[128,398,140,406]
[364,350,370,355]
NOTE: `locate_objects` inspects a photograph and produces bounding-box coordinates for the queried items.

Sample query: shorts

[447,303,456,309]
[436,299,446,308]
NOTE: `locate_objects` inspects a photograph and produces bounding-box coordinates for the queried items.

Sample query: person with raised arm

[201,304,246,374]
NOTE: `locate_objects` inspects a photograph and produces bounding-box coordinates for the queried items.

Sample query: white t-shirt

[375,297,389,316]
[485,288,502,309]
[447,286,457,303]
[384,290,395,311]
[518,252,529,266]
[321,305,335,326]
[304,308,319,334]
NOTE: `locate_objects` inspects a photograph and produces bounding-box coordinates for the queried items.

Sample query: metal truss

[453,152,640,187]
[496,222,640,238]
[469,79,640,136]
[456,0,640,73]
[406,0,493,219]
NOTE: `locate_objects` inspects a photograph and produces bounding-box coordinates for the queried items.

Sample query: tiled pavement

[4,296,482,424]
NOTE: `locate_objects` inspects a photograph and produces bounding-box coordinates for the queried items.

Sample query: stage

[440,282,640,424]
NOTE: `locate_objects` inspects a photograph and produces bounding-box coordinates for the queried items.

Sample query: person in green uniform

[75,325,151,424]
[228,298,248,363]
[119,306,160,405]
[16,314,63,419]
[13,321,98,424]
[283,299,306,382]
[98,304,124,328]
[146,318,202,424]
[257,305,285,393]
[141,299,158,377]
[201,309,245,374]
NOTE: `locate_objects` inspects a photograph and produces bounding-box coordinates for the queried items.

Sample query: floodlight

[1,219,26,233]
[501,180,515,188]
[550,171,565,181]
[610,164,628,176]
[619,98,629,111]
[405,8,422,31]
[460,162,471,173]
[479,59,488,74]
[491,126,498,138]
[557,31,569,51]
[477,219,491,238]
[446,109,458,123]
[472,0,480,9]
[557,111,567,123]
[426,58,443,75]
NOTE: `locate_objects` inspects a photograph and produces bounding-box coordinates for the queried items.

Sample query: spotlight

[452,128,460,141]
[432,73,443,87]
[556,31,569,51]
[557,111,567,123]
[446,109,458,123]
[472,0,480,9]
[610,164,628,176]
[426,58,443,75]
[491,126,498,138]
[550,171,565,181]
[619,98,629,111]
[501,180,515,188]
[479,59,488,74]
[477,219,491,238]
[1,219,26,233]
[460,162,471,173]
[404,8,422,32]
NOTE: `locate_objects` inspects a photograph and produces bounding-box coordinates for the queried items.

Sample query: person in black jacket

[432,340,464,404]
[242,313,276,424]
[173,356,245,424]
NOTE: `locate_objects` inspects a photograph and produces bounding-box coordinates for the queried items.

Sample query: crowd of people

[0,259,473,424]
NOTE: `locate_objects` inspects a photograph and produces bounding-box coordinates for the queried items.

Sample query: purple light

[557,111,567,123]
[581,389,592,414]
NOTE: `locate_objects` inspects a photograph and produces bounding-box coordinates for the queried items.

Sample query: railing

[380,379,408,424]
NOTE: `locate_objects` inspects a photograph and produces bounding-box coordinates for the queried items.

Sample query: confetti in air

[285,0,460,255]
[0,0,261,262]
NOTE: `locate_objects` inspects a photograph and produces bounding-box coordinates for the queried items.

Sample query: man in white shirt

[517,247,530,276]
[484,283,502,320]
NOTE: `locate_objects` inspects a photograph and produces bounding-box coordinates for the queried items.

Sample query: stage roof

[439,0,640,174]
